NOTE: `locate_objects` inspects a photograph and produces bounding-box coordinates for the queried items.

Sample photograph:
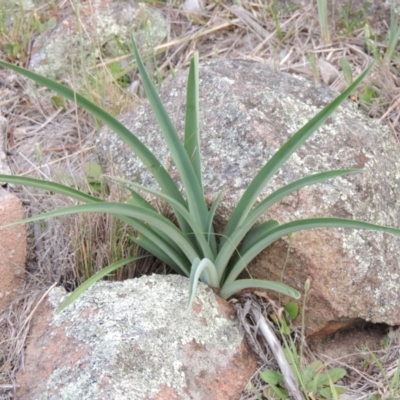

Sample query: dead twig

[249,302,304,400]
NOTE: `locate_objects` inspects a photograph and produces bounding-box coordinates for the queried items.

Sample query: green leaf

[184,52,202,189]
[325,367,347,384]
[341,57,353,86]
[238,219,280,256]
[280,317,291,335]
[215,169,362,278]
[205,190,223,256]
[264,385,289,400]
[125,190,189,264]
[303,361,323,385]
[225,216,400,285]
[260,369,284,385]
[187,258,219,311]
[131,37,209,233]
[4,202,198,273]
[259,371,288,400]
[178,50,218,246]
[220,278,300,300]
[84,162,103,183]
[111,179,214,260]
[84,162,108,194]
[320,386,346,399]
[51,95,67,111]
[0,175,191,275]
[285,302,299,320]
[0,59,191,234]
[57,255,147,312]
[220,65,372,249]
[126,189,157,211]
[133,233,183,274]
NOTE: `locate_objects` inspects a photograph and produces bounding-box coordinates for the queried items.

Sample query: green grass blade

[131,37,209,231]
[220,65,373,249]
[317,0,330,43]
[184,52,202,188]
[0,60,191,233]
[225,216,400,285]
[215,169,361,278]
[386,6,400,62]
[57,255,147,312]
[220,278,300,300]
[188,258,219,311]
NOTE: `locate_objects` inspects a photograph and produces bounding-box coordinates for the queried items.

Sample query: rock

[184,0,205,13]
[16,275,257,400]
[0,188,26,312]
[97,59,400,337]
[27,0,167,82]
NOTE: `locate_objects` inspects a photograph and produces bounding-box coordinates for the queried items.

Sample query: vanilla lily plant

[1,39,399,312]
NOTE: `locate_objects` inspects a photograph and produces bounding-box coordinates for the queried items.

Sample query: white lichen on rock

[44,275,243,399]
[28,0,167,82]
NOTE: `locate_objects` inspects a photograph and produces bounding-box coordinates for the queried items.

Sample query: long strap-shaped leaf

[0,175,104,203]
[0,60,191,234]
[184,52,202,188]
[133,233,183,273]
[1,189,194,273]
[224,217,400,285]
[115,179,215,260]
[215,169,361,278]
[187,258,219,311]
[220,278,301,300]
[131,38,209,233]
[0,175,190,273]
[125,189,190,260]
[58,255,147,312]
[219,65,373,249]
[183,52,218,254]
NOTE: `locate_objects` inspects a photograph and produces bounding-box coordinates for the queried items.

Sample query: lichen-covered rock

[28,0,167,82]
[16,275,257,400]
[97,59,400,336]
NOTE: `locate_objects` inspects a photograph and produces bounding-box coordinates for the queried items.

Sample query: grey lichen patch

[44,275,243,400]
[30,36,82,81]
[29,0,167,82]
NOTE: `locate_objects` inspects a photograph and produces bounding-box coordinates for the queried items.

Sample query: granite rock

[16,275,258,400]
[97,59,400,336]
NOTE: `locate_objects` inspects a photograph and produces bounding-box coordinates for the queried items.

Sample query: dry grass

[0,0,399,397]
[237,293,400,399]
